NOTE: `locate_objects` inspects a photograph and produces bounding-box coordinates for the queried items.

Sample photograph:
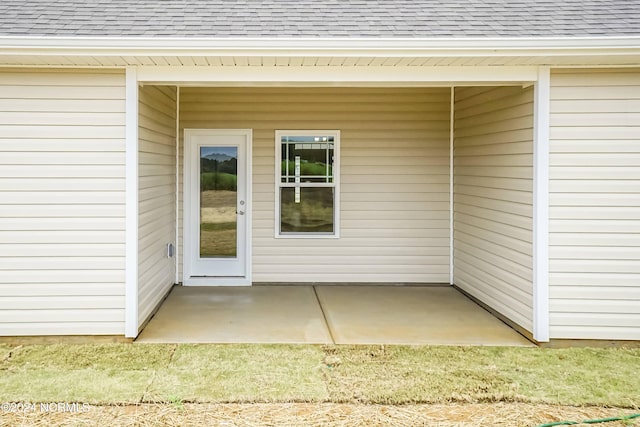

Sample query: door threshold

[183,277,251,286]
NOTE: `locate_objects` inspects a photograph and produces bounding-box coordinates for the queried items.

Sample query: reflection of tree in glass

[200,157,238,191]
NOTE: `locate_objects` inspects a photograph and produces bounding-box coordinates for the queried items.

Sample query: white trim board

[124,67,139,338]
[136,66,539,85]
[1,35,639,53]
[532,66,551,343]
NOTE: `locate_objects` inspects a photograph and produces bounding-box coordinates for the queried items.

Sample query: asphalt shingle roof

[0,0,639,38]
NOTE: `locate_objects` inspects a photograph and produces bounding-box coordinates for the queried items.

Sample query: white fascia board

[0,36,639,57]
[137,65,538,85]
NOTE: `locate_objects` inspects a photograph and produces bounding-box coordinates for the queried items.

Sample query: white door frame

[183,128,252,286]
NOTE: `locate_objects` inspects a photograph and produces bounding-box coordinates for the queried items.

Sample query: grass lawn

[0,344,638,409]
[1,344,639,426]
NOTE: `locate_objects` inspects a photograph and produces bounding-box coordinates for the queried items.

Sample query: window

[275,130,340,237]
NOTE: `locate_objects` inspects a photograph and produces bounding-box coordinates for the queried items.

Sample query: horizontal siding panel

[0,165,125,178]
[551,126,640,140]
[550,193,640,206]
[0,69,126,336]
[256,264,448,274]
[550,314,640,331]
[452,166,532,179]
[0,86,125,99]
[0,192,123,205]
[550,166,640,180]
[454,212,532,243]
[0,231,125,244]
[551,286,640,300]
[0,125,125,139]
[551,140,640,153]
[549,206,640,220]
[454,246,532,289]
[454,153,532,167]
[551,112,640,127]
[0,270,124,284]
[455,274,532,330]
[550,233,640,246]
[138,85,176,327]
[0,296,124,310]
[253,237,449,248]
[550,272,640,287]
[0,178,124,192]
[180,87,450,282]
[0,283,123,297]
[550,246,640,260]
[254,273,449,283]
[550,180,640,193]
[551,300,640,314]
[550,259,640,274]
[453,86,534,333]
[549,325,639,340]
[0,243,124,257]
[252,246,448,256]
[0,309,123,323]
[455,203,532,230]
[551,99,640,113]
[0,322,124,336]
[454,233,533,276]
[0,152,123,165]
[0,112,125,126]
[454,224,532,256]
[550,153,640,166]
[0,257,123,271]
[0,140,124,152]
[454,195,532,217]
[550,86,640,100]
[550,219,640,233]
[0,204,124,217]
[0,99,125,113]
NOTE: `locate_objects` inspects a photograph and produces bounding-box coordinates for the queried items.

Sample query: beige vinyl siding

[0,68,126,335]
[138,85,177,327]
[453,86,534,332]
[179,87,451,282]
[549,68,640,340]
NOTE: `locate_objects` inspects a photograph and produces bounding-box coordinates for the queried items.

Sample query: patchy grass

[145,344,328,403]
[1,344,174,370]
[0,343,638,410]
[321,346,640,407]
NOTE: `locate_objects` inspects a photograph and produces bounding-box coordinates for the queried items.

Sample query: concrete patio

[136,285,533,346]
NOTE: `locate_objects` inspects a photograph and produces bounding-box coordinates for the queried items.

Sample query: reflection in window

[276,131,339,237]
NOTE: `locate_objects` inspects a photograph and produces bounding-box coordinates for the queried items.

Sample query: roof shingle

[0,0,639,38]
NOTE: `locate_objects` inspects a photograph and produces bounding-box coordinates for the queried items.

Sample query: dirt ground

[2,402,639,427]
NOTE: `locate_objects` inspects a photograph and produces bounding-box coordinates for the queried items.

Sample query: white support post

[124,67,139,338]
[533,66,551,342]
[449,87,455,285]
[175,86,181,284]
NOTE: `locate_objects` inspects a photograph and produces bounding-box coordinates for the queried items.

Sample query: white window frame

[275,130,340,239]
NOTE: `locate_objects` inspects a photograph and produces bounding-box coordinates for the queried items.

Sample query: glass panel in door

[199,146,238,258]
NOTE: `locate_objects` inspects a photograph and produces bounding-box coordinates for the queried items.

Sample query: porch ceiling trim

[136,65,539,86]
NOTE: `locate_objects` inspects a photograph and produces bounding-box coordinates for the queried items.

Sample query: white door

[184,129,251,285]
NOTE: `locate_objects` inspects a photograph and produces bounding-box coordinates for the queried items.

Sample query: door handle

[237,211,245,215]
